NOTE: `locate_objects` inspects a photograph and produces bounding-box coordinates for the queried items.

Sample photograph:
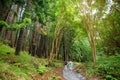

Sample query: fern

[38,64,48,75]
[0,20,10,28]
[23,18,31,24]
[97,54,120,79]
[0,18,32,30]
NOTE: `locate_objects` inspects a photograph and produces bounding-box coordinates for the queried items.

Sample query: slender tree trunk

[15,0,28,55]
[49,12,65,61]
[0,5,10,33]
[15,28,24,55]
[29,28,37,56]
[14,30,20,47]
[22,29,28,50]
[43,36,47,58]
[78,0,96,64]
[37,35,46,57]
[0,4,18,46]
[62,36,66,61]
[46,36,52,58]
[1,27,6,41]
[11,31,14,47]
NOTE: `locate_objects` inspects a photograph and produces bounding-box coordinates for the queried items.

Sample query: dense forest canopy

[0,0,120,60]
[0,0,120,79]
[0,0,120,61]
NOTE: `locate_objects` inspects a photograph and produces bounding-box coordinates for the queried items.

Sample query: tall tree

[15,0,29,55]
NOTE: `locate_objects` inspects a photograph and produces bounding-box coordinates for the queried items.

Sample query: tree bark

[0,5,10,33]
[15,28,24,55]
[62,36,66,61]
[78,0,97,64]
[37,35,46,57]
[29,28,37,56]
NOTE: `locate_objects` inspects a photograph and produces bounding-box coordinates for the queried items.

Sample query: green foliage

[105,75,118,80]
[0,44,61,80]
[97,54,120,79]
[70,28,92,62]
[38,64,48,75]
[98,3,120,55]
[11,22,20,30]
[12,18,32,30]
[86,54,120,80]
[0,45,35,80]
[0,44,15,58]
[0,20,10,28]
[86,62,98,77]
[37,60,62,75]
[0,60,32,80]
[0,44,64,79]
[0,0,12,7]
[0,18,31,30]
[23,18,32,24]
[0,60,10,72]
[53,60,63,67]
[0,39,10,45]
[10,66,32,80]
[15,51,32,64]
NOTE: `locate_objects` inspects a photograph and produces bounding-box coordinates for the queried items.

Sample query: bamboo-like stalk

[76,0,97,64]
[49,11,65,61]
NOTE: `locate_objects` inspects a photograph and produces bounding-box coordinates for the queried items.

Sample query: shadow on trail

[63,68,86,80]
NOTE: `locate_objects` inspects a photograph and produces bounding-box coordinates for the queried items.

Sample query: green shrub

[38,64,48,75]
[15,51,32,63]
[53,60,63,67]
[105,75,118,80]
[0,20,10,28]
[0,44,15,54]
[86,62,99,77]
[0,60,10,72]
[97,54,120,79]
[0,44,63,80]
[10,66,32,80]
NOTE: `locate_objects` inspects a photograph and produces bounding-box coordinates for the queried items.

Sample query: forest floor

[31,66,65,80]
[0,44,99,80]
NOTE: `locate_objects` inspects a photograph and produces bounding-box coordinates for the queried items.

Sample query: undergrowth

[86,53,120,80]
[0,44,63,80]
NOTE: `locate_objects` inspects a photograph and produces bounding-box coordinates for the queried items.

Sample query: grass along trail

[31,67,65,80]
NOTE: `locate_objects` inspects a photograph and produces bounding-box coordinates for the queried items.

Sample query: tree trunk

[0,5,10,33]
[1,4,18,47]
[78,0,97,64]
[0,4,18,46]
[49,12,65,61]
[22,29,28,50]
[11,31,15,47]
[62,36,66,61]
[15,28,24,55]
[29,28,37,56]
[14,30,20,47]
[37,35,46,57]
